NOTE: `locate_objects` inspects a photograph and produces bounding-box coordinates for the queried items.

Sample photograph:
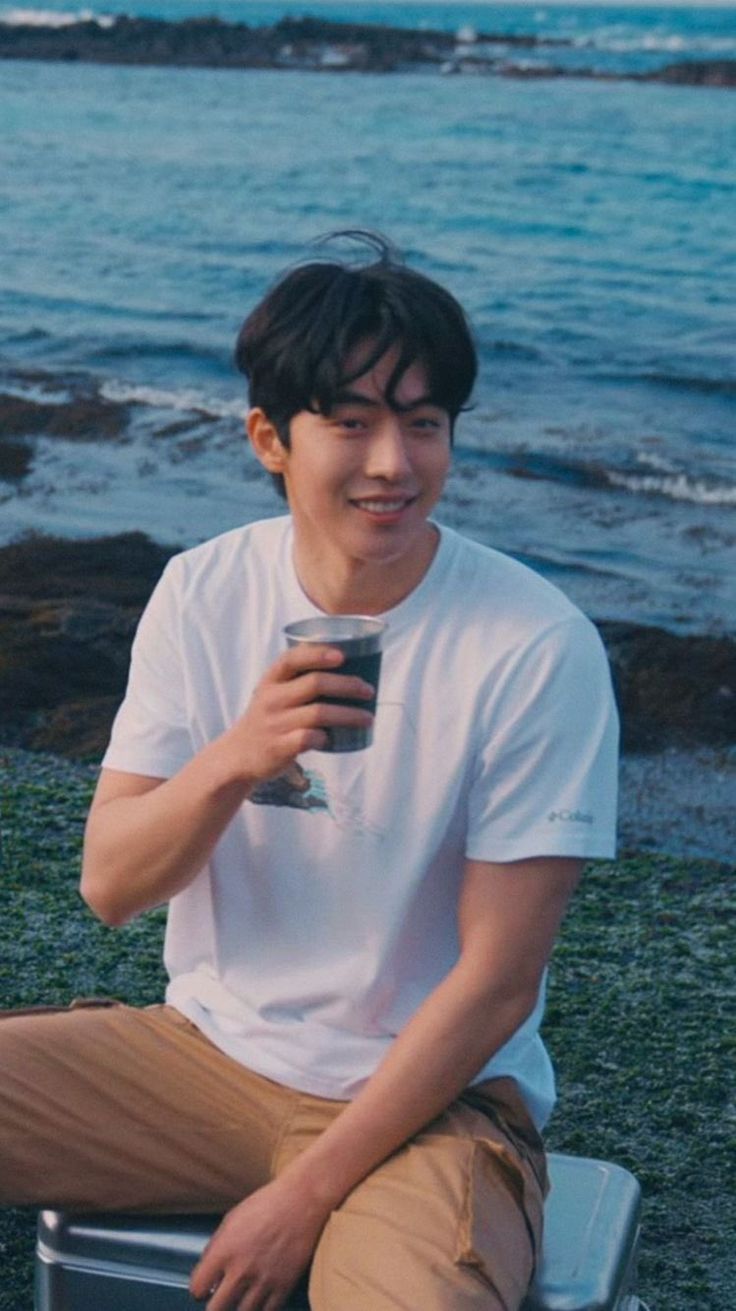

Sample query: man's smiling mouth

[351,497,416,514]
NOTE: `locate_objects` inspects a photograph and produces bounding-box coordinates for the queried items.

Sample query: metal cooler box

[36,1153,642,1311]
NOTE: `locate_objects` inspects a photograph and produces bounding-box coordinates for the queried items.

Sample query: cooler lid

[524,1154,641,1311]
[37,1210,218,1277]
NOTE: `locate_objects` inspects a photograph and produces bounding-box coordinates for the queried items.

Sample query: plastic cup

[284,615,385,752]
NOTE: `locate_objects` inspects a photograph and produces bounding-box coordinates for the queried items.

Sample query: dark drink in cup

[284,616,385,752]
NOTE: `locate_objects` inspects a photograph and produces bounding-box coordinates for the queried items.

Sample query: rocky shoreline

[1,14,734,87]
[1,531,734,762]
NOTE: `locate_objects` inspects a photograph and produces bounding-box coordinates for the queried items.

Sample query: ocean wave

[0,361,244,425]
[632,451,677,475]
[0,382,128,447]
[456,444,736,507]
[605,470,736,507]
[0,6,114,25]
[602,369,736,398]
[486,339,542,362]
[99,379,244,421]
[0,363,76,403]
[641,372,736,398]
[573,30,736,57]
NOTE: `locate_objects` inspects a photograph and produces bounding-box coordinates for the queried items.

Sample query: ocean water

[1,3,735,636]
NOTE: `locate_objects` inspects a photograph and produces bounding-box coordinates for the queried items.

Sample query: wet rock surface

[1,532,734,762]
[0,385,132,493]
[0,533,178,758]
[646,59,736,88]
[599,620,736,753]
[0,390,129,443]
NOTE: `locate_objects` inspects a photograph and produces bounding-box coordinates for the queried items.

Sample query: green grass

[1,747,734,1310]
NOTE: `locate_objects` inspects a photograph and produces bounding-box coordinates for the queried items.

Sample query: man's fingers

[205,1270,247,1311]
[206,1271,286,1311]
[236,1276,277,1311]
[292,670,376,702]
[282,762,309,790]
[193,1260,256,1311]
[274,644,344,680]
[190,1240,227,1302]
[286,707,370,757]
[284,703,374,757]
[189,1258,219,1303]
[289,727,330,756]
[264,667,375,714]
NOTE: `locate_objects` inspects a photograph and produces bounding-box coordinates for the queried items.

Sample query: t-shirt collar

[282,519,458,640]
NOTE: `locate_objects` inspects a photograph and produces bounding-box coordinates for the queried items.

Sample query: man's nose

[364,417,413,480]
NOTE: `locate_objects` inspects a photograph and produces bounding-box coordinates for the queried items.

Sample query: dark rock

[0,13,567,74]
[0,532,734,761]
[25,696,124,760]
[0,435,33,481]
[644,60,736,88]
[0,531,175,605]
[599,621,736,753]
[0,533,179,758]
[0,14,447,68]
[0,390,129,442]
[499,63,569,81]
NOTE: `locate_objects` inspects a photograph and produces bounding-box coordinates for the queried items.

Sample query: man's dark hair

[235,231,477,499]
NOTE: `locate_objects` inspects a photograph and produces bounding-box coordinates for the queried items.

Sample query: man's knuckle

[295,727,317,751]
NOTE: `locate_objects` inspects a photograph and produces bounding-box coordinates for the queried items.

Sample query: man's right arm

[81,645,374,926]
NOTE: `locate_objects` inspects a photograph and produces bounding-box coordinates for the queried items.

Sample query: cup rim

[284,615,386,644]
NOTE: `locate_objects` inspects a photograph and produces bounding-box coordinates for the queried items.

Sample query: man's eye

[411,416,443,432]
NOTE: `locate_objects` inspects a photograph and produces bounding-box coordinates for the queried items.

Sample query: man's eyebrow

[332,390,438,411]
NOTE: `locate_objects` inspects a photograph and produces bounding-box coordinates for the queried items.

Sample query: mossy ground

[1,748,733,1310]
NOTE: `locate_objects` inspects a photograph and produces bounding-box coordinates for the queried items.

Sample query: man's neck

[292,525,440,616]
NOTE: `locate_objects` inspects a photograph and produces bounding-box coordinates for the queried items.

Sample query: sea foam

[0,6,114,25]
[606,470,736,507]
[99,380,244,422]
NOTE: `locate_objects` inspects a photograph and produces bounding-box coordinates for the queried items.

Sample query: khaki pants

[0,1000,547,1311]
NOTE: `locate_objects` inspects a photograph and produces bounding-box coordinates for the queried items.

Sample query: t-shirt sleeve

[102,557,193,778]
[466,616,619,862]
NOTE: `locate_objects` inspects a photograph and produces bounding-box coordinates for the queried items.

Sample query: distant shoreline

[1,13,735,85]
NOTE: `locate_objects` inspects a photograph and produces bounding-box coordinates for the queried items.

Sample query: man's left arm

[191,854,582,1311]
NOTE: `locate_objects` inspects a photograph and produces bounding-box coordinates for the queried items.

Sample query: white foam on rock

[0,7,115,26]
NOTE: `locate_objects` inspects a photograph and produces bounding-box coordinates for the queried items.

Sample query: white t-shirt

[104,516,618,1128]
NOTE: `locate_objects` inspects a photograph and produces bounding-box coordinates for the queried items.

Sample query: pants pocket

[455,1136,543,1311]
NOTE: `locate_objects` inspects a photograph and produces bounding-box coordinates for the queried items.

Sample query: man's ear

[247,408,288,475]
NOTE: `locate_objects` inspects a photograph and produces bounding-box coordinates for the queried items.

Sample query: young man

[0,235,618,1311]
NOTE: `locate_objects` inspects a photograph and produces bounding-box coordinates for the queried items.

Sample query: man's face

[278,347,452,578]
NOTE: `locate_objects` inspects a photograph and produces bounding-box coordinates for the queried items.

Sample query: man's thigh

[270,1080,545,1311]
[0,1001,295,1211]
[306,1080,546,1311]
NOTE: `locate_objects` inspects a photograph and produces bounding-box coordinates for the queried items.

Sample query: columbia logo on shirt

[548,809,594,824]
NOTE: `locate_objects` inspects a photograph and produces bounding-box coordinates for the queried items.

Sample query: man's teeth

[356,499,407,512]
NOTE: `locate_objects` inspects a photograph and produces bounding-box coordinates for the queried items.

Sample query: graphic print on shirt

[249,762,329,812]
[248,759,387,840]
